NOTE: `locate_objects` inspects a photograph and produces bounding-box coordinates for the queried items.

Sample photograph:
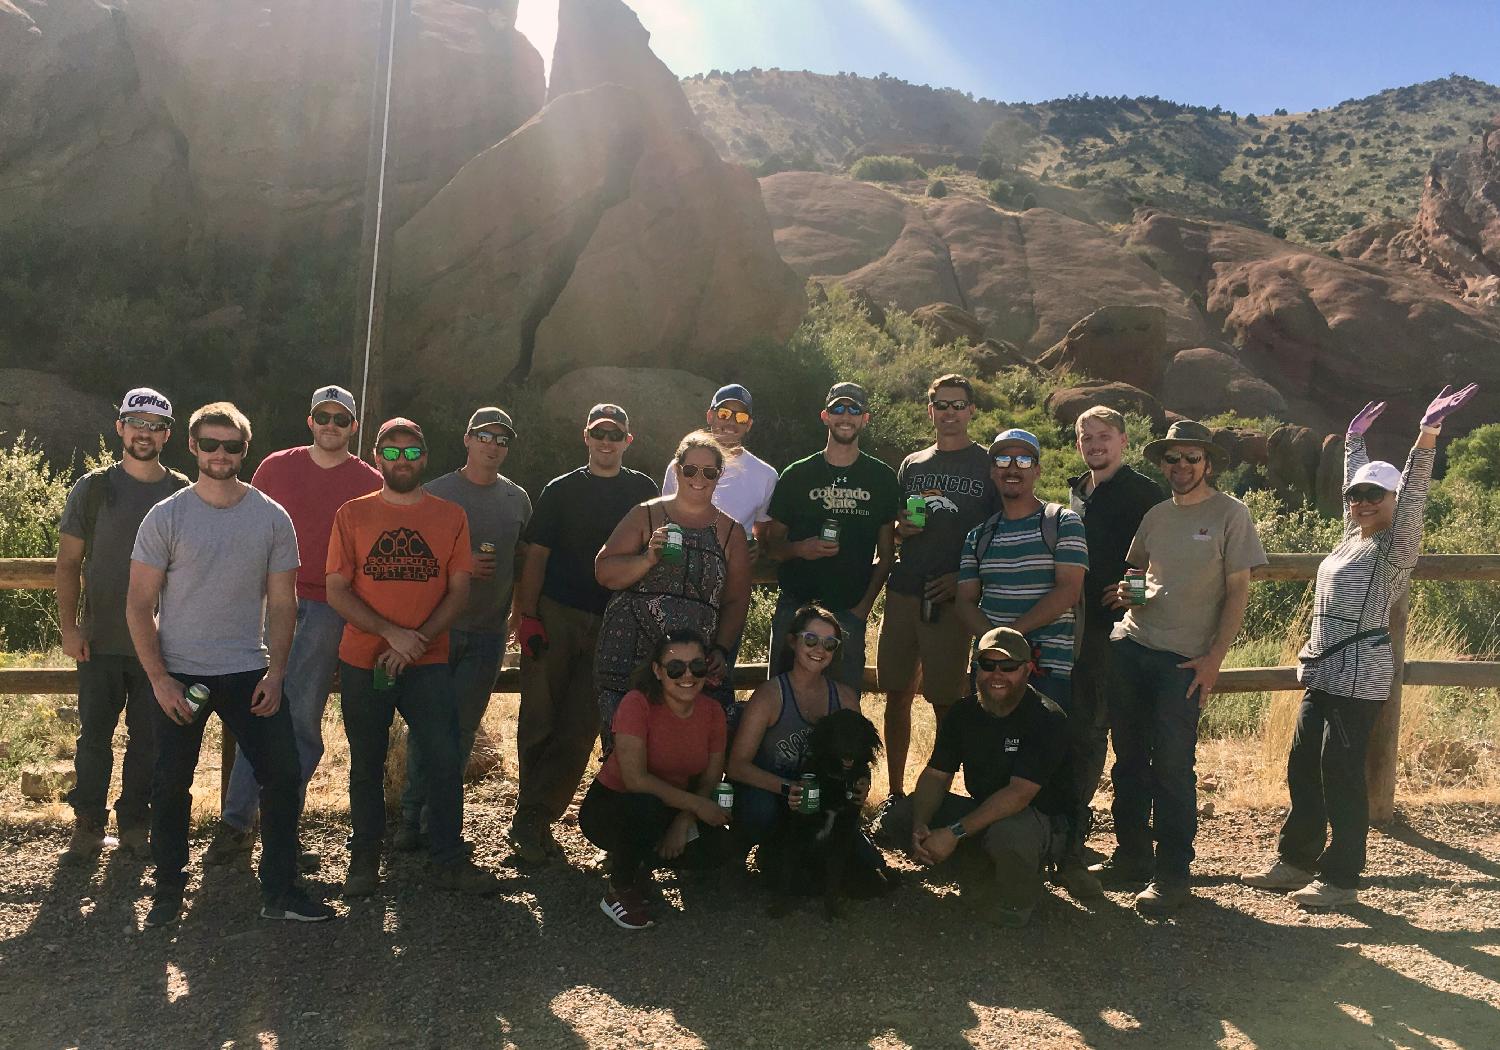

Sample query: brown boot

[117,825,152,863]
[59,821,106,867]
[342,852,381,899]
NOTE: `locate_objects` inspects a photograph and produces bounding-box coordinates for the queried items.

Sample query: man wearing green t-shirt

[765,382,901,691]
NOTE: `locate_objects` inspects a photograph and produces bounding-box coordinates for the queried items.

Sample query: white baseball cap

[1345,461,1401,495]
[118,387,173,421]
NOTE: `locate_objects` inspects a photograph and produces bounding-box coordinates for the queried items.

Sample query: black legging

[578,780,730,889]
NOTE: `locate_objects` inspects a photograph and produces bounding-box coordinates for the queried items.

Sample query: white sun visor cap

[1344,461,1401,495]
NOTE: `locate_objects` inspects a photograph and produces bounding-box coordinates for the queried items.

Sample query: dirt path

[2,793,1498,1049]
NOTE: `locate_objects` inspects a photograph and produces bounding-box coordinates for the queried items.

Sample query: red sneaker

[600,887,654,930]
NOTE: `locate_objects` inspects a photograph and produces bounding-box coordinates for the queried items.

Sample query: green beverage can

[1126,568,1147,606]
[799,773,821,814]
[184,682,209,716]
[715,780,734,811]
[662,523,685,564]
[373,663,396,691]
[819,519,840,544]
[478,542,496,555]
[905,494,927,528]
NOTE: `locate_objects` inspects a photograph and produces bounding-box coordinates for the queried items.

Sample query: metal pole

[350,0,407,437]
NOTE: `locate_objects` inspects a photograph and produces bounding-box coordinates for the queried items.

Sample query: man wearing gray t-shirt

[127,402,331,928]
[394,406,532,848]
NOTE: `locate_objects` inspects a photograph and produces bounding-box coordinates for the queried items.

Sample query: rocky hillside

[683,70,1500,246]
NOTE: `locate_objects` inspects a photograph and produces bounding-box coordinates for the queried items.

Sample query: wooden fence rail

[6,554,1500,822]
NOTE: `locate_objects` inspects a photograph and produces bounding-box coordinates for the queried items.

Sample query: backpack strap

[79,467,115,561]
[1040,502,1086,662]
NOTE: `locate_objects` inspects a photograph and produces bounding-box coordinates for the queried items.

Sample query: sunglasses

[1161,451,1205,465]
[121,415,170,433]
[196,437,246,454]
[713,407,752,425]
[312,411,353,427]
[992,453,1036,469]
[975,656,1027,673]
[679,463,722,480]
[662,658,709,680]
[588,427,627,443]
[379,446,424,461]
[798,632,840,652]
[1346,486,1390,504]
[470,430,511,447]
[930,399,970,411]
[826,403,865,415]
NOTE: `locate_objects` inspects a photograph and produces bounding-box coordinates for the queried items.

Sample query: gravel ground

[1,784,1498,1049]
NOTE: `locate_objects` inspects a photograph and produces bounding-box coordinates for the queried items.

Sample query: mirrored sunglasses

[1161,451,1205,465]
[379,445,424,461]
[826,403,865,416]
[662,658,708,680]
[312,411,353,427]
[713,407,752,425]
[121,415,170,433]
[470,430,511,446]
[798,632,840,652]
[993,453,1036,469]
[196,437,246,455]
[679,463,722,480]
[975,656,1027,673]
[930,399,970,411]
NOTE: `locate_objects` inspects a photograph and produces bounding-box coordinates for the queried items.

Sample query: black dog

[764,708,899,919]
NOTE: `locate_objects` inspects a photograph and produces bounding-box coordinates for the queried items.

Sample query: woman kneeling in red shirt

[580,628,732,930]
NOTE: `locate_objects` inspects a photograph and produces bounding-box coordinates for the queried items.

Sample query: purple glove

[1347,401,1386,436]
[1422,383,1479,428]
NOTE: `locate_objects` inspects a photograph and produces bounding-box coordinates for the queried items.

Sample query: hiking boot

[1291,879,1358,910]
[600,887,654,930]
[341,853,381,899]
[1134,880,1189,917]
[59,822,106,867]
[540,825,564,858]
[430,858,502,896]
[144,893,183,929]
[1243,859,1315,892]
[1087,854,1153,888]
[391,824,425,853]
[202,820,255,866]
[117,826,152,863]
[298,850,321,875]
[261,888,336,923]
[1056,861,1105,901]
[506,824,549,865]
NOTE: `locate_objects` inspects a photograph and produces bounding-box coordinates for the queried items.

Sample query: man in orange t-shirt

[326,417,499,898]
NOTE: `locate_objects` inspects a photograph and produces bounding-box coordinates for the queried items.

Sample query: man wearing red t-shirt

[207,385,381,869]
[326,417,499,897]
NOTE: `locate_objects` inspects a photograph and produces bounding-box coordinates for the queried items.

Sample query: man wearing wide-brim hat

[1089,418,1267,917]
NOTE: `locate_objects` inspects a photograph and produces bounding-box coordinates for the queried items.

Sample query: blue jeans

[152,668,300,902]
[768,593,868,693]
[400,628,505,829]
[340,662,464,863]
[1108,637,1201,883]
[221,599,344,831]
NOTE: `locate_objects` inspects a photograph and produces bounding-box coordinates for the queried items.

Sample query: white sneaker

[1291,879,1358,909]
[1243,859,1315,891]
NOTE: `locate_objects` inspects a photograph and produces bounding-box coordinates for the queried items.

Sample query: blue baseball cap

[710,384,754,413]
[989,428,1041,457]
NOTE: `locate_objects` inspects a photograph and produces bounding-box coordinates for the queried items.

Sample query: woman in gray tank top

[727,604,859,850]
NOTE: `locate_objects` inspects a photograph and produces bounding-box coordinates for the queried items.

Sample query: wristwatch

[946,821,968,839]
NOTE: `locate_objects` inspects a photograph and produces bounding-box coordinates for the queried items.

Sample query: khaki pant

[514,595,603,827]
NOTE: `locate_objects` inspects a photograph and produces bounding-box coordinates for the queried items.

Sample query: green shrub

[849,155,925,182]
[986,179,1014,205]
[0,435,68,650]
[926,179,948,198]
[1444,423,1500,489]
[975,157,1002,180]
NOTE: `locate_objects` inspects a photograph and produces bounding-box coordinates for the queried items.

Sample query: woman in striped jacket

[1245,383,1478,909]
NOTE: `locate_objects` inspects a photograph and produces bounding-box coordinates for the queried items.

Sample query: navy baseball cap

[710,384,754,413]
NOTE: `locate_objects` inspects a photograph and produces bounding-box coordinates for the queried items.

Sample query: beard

[384,469,422,493]
[200,461,239,481]
[830,427,859,446]
[123,442,160,462]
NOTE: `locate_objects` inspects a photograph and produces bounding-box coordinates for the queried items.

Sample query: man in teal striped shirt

[956,429,1088,709]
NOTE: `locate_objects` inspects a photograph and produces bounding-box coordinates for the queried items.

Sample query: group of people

[53,370,1477,931]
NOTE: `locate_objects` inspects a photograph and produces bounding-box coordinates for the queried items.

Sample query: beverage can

[715,780,734,811]
[905,494,927,528]
[799,773,821,814]
[184,682,209,714]
[1126,569,1147,606]
[819,519,841,544]
[478,542,496,555]
[373,663,396,691]
[662,523,685,563]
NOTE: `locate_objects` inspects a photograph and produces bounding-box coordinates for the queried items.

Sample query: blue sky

[517,0,1500,115]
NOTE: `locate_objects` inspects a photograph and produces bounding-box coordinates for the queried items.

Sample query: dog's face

[807,709,882,787]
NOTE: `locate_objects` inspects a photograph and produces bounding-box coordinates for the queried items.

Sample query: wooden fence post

[1366,591,1409,825]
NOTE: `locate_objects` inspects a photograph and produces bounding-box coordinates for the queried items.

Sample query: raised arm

[1387,383,1480,569]
[1344,401,1382,538]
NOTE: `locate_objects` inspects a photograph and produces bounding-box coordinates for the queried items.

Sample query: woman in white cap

[1245,383,1478,908]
